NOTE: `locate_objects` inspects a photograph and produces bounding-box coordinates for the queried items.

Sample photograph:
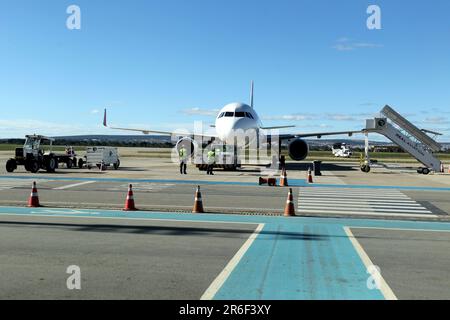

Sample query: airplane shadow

[0,220,329,241]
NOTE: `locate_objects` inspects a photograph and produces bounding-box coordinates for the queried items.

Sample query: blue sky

[1,0,450,141]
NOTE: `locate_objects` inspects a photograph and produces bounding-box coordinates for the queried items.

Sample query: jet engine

[288,138,309,161]
[175,137,197,157]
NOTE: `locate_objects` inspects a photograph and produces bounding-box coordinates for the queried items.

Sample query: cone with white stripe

[28,181,41,207]
[123,184,138,211]
[280,167,288,187]
[284,188,295,217]
[192,185,205,213]
[307,167,313,184]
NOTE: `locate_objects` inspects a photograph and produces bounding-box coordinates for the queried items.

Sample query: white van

[85,146,120,170]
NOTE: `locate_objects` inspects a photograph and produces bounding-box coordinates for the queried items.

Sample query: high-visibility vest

[179,148,187,160]
[207,151,215,164]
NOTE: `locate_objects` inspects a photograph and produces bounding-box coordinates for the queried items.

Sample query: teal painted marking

[2,175,449,191]
[213,223,384,299]
[0,175,257,186]
[1,205,449,230]
[0,175,309,187]
[1,206,449,299]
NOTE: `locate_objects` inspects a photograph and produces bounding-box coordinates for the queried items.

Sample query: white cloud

[263,112,374,122]
[262,114,316,121]
[359,102,378,107]
[423,117,449,125]
[90,109,100,114]
[181,107,220,116]
[0,119,103,138]
[332,37,383,51]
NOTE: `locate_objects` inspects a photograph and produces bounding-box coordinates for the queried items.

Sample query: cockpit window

[235,112,245,117]
[246,112,254,119]
[225,112,234,117]
[218,112,225,118]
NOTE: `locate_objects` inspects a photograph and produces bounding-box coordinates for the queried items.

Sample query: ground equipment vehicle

[5,135,79,173]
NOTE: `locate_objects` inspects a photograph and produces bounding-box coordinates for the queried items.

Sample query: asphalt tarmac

[0,155,449,299]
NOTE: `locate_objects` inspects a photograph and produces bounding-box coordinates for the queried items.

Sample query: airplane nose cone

[220,119,257,145]
[231,118,247,130]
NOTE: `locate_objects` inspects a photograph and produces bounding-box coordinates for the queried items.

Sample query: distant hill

[52,134,172,142]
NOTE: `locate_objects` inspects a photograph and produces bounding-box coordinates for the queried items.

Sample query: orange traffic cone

[307,168,313,183]
[123,184,138,211]
[284,188,295,217]
[280,167,288,187]
[192,185,205,213]
[28,181,41,207]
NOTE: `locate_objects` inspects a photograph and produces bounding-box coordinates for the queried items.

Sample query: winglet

[103,108,107,127]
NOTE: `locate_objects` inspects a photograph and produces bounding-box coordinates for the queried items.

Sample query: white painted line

[298,209,437,218]
[343,227,397,300]
[301,188,405,193]
[299,202,422,208]
[299,195,410,200]
[298,198,418,204]
[53,181,97,190]
[349,226,450,233]
[298,206,432,213]
[299,193,410,199]
[300,190,407,196]
[200,223,265,300]
[298,203,431,213]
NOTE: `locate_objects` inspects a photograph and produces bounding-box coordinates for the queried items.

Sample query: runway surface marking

[318,172,347,185]
[343,227,397,300]
[0,179,48,191]
[2,206,449,299]
[52,181,97,190]
[349,226,450,233]
[297,187,437,218]
[104,182,175,192]
[201,223,265,300]
[2,175,450,191]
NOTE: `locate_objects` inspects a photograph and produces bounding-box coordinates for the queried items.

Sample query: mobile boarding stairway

[363,105,443,174]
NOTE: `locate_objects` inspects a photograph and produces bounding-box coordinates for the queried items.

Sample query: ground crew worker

[206,148,215,175]
[179,146,187,174]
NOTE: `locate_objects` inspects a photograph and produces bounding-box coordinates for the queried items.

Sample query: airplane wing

[260,125,296,130]
[277,130,363,140]
[103,109,217,139]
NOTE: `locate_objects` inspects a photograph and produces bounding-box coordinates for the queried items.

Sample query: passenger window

[235,112,245,117]
[225,112,234,117]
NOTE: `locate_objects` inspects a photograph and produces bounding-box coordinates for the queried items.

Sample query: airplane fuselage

[215,102,261,144]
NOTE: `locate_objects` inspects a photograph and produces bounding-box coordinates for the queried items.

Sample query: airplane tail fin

[103,109,107,127]
[250,80,254,108]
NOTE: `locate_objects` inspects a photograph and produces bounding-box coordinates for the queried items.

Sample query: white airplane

[103,82,361,166]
